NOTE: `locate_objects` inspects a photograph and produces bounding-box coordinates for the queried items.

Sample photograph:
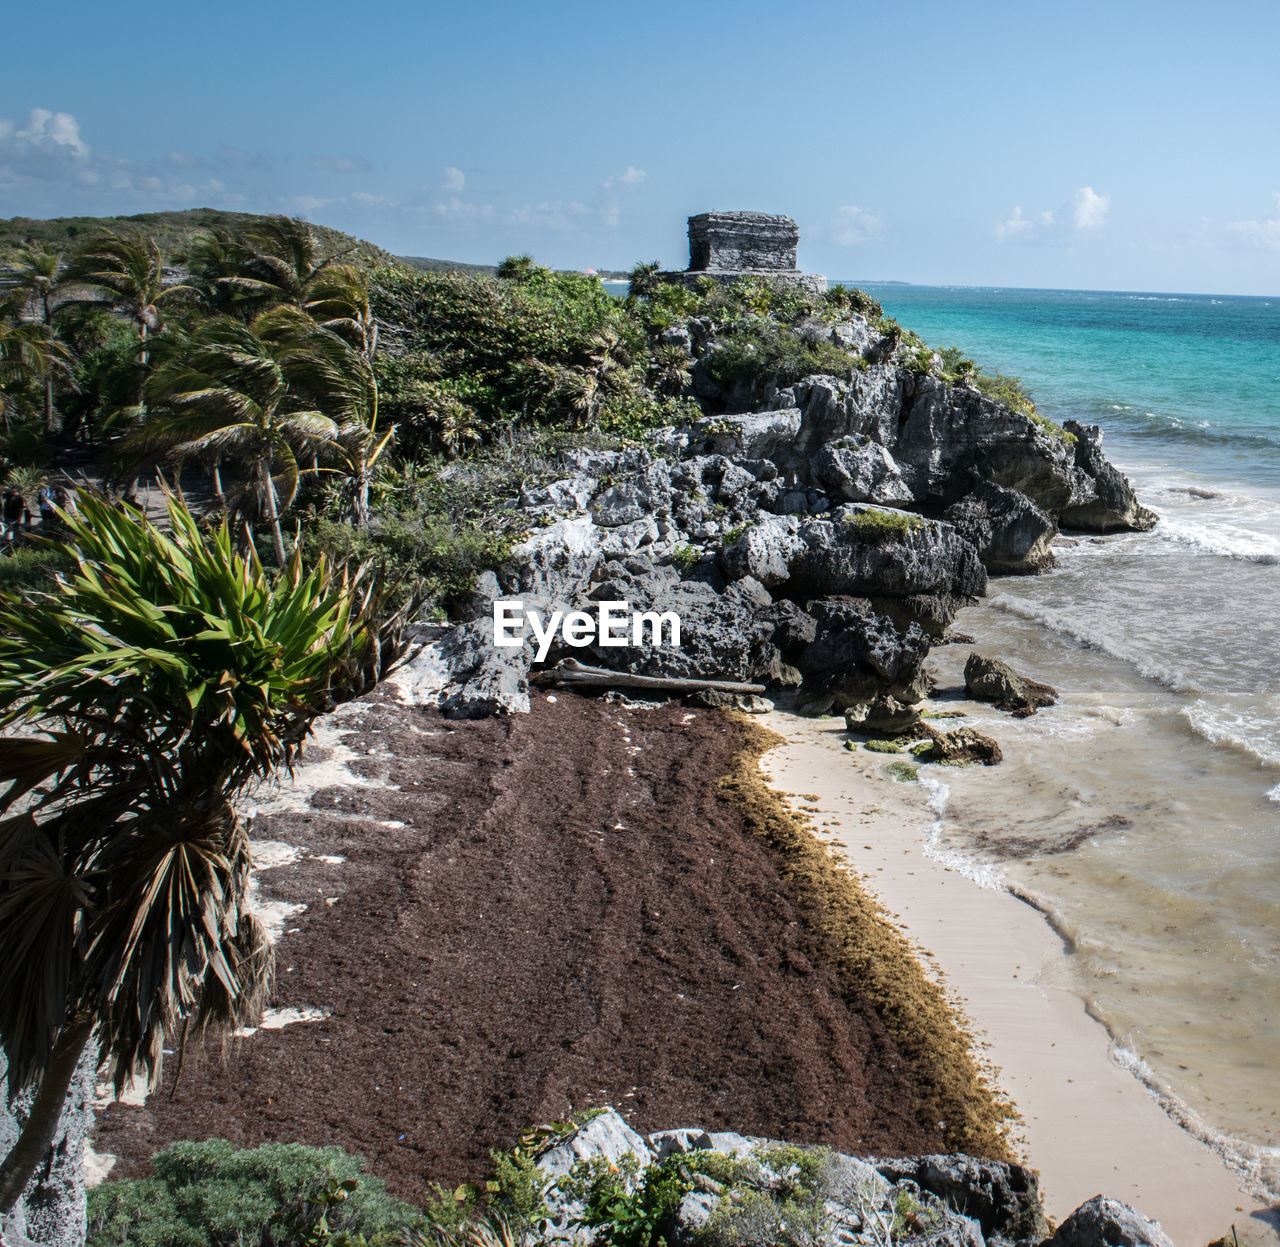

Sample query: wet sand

[759,710,1271,1246]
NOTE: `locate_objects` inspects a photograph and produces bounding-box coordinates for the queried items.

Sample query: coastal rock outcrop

[520,1109,1168,1247]
[964,653,1058,718]
[401,300,1154,722]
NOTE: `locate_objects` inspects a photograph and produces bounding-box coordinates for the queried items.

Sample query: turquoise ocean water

[848,283,1280,1200]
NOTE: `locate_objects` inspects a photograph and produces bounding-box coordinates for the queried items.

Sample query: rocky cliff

[510,1108,1176,1247]
[401,304,1153,721]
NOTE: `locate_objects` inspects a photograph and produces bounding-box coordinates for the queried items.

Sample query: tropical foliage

[0,492,403,1214]
[87,1139,421,1247]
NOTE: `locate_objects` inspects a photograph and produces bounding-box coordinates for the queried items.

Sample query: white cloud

[995,206,1034,240]
[10,107,89,157]
[832,204,883,245]
[1074,186,1110,229]
[995,188,1109,241]
[1227,193,1280,249]
[442,165,465,191]
[602,165,647,191]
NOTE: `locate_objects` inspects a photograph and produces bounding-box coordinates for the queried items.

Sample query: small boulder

[907,724,1003,766]
[686,690,775,714]
[846,694,920,735]
[964,652,1057,717]
[1047,1194,1174,1247]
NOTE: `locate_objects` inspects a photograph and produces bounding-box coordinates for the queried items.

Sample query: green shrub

[699,1186,825,1247]
[843,508,923,538]
[821,284,883,322]
[0,543,74,593]
[700,319,857,389]
[565,1154,693,1247]
[87,1140,421,1247]
[671,544,700,570]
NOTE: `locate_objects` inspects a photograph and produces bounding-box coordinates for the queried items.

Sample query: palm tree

[133,308,352,563]
[66,229,195,415]
[3,246,75,431]
[0,491,402,1217]
[305,265,378,363]
[626,260,662,301]
[0,296,73,435]
[182,227,252,317]
[220,216,350,314]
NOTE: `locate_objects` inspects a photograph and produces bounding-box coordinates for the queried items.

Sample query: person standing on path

[37,485,54,529]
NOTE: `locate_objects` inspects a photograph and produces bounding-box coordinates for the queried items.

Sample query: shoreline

[757,708,1272,1245]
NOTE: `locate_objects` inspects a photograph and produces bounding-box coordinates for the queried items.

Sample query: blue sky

[3,0,1280,294]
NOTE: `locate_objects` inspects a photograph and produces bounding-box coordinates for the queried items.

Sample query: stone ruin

[657,211,826,294]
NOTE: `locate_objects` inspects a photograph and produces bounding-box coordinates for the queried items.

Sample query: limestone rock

[1047,1194,1174,1247]
[872,1154,1049,1243]
[963,653,1057,717]
[907,724,1003,766]
[536,1109,654,1242]
[1059,422,1159,533]
[809,438,915,506]
[845,695,921,735]
[944,482,1057,574]
[720,515,806,587]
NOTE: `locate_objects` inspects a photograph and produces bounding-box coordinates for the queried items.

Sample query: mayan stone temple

[658,210,827,294]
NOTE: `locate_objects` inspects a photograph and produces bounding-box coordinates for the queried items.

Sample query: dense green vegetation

[0,208,394,269]
[87,1140,420,1247]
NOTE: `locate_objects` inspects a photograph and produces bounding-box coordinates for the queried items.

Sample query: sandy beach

[759,709,1272,1246]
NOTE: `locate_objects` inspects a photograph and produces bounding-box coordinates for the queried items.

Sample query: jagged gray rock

[1059,422,1159,533]
[1045,1194,1174,1247]
[964,653,1058,718]
[871,1154,1050,1243]
[536,1109,654,1242]
[810,438,915,506]
[944,482,1057,574]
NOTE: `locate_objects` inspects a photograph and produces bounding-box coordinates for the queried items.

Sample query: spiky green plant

[0,490,404,1215]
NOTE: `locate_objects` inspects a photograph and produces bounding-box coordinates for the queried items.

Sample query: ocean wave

[1111,1045,1280,1201]
[988,595,1197,693]
[1267,782,1280,804]
[1179,700,1280,767]
[1154,517,1280,564]
[917,775,1006,889]
[1094,408,1280,454]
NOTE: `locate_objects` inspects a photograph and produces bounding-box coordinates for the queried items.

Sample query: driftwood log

[531,658,766,695]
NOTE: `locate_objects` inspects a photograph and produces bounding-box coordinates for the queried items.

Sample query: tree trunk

[0,1018,94,1216]
[211,460,224,505]
[43,375,56,435]
[259,460,286,566]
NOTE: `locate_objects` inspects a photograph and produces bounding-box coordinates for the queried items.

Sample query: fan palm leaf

[0,490,407,1214]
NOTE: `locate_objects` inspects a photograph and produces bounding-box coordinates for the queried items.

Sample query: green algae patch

[888,759,920,781]
[864,739,903,754]
[720,717,1014,1160]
